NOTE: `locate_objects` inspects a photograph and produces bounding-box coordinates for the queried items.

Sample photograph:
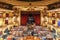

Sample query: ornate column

[19,9,21,26]
[40,10,43,26]
[16,8,21,26]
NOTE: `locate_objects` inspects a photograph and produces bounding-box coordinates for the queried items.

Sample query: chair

[26,36,34,40]
[26,39,34,40]
[26,36,34,39]
[26,36,31,39]
[0,31,2,35]
[34,37,41,40]
[46,38,53,40]
[30,36,34,39]
[23,37,26,40]
[7,38,12,40]
[17,37,23,40]
[7,35,13,40]
[25,36,34,40]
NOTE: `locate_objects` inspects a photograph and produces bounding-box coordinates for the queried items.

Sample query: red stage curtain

[33,14,40,25]
[21,11,40,26]
[21,14,28,25]
[21,14,40,26]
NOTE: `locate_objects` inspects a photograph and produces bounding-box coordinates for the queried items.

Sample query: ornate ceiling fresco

[0,0,59,6]
[17,0,42,2]
[0,0,59,10]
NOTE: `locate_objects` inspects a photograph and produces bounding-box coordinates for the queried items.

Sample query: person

[31,29,38,36]
[27,14,35,24]
[52,28,56,40]
[0,30,2,38]
[42,36,46,40]
[23,27,28,34]
[27,24,34,31]
[2,33,8,39]
[31,22,36,28]
[4,28,10,35]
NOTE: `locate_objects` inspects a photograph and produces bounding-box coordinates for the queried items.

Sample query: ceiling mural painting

[17,0,42,2]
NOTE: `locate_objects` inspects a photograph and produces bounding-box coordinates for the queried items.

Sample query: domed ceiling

[17,0,42,2]
[0,0,59,6]
[0,0,59,10]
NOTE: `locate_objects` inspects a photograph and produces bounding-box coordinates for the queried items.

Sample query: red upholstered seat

[26,39,34,40]
[34,37,41,40]
[46,38,53,40]
[26,36,34,39]
[17,37,23,40]
[7,38,12,40]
